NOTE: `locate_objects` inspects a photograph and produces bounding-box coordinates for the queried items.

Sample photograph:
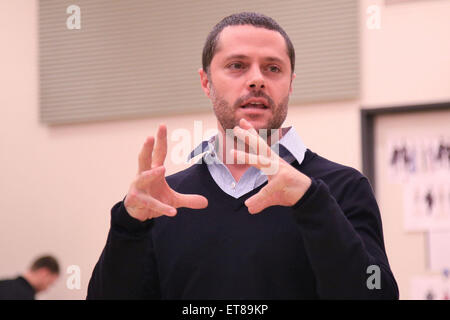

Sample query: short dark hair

[30,255,60,274]
[202,12,295,75]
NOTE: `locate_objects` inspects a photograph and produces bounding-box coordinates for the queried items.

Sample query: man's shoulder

[0,277,20,288]
[0,278,14,287]
[0,277,35,300]
[299,149,377,206]
[300,149,367,186]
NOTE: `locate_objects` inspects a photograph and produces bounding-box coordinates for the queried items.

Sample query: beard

[210,83,289,137]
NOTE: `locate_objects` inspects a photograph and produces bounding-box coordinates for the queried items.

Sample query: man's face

[35,268,59,292]
[200,25,295,133]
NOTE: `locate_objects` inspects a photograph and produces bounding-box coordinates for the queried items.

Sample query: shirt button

[231,182,236,189]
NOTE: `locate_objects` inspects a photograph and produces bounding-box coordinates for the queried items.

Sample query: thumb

[173,192,208,209]
[244,185,273,214]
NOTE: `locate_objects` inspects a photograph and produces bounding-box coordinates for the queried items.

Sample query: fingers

[137,124,167,174]
[244,184,274,214]
[138,136,155,174]
[239,118,258,134]
[230,149,275,173]
[231,149,260,166]
[125,191,177,220]
[232,119,282,174]
[172,192,208,210]
[133,166,208,214]
[233,121,273,159]
[233,126,261,154]
[135,166,166,190]
[152,124,168,168]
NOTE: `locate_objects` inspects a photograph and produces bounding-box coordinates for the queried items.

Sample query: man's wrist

[287,171,312,206]
[111,200,153,234]
[291,177,318,210]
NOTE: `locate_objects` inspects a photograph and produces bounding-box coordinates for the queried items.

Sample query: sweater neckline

[195,150,312,211]
[197,160,264,211]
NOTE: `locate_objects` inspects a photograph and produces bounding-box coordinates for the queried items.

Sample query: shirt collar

[187,126,307,165]
[188,134,217,161]
[275,126,307,165]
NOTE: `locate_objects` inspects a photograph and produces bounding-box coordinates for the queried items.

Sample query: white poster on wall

[403,175,450,231]
[387,136,450,232]
[428,231,450,272]
[387,137,449,183]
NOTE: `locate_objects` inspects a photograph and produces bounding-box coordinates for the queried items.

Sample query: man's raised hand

[124,124,208,221]
[231,118,312,214]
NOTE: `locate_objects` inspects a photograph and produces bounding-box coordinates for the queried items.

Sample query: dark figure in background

[425,190,434,213]
[0,255,60,300]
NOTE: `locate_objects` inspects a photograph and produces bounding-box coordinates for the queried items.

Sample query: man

[87,12,399,299]
[0,255,60,299]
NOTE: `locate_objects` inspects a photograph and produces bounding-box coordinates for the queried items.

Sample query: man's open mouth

[241,102,268,109]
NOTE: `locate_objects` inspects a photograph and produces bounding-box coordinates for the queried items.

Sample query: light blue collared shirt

[187,126,307,198]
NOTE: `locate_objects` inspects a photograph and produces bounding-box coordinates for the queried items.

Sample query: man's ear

[198,68,211,98]
[289,72,296,95]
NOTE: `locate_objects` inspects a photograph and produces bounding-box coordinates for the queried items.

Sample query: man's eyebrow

[224,54,286,64]
[264,56,285,64]
[223,54,250,61]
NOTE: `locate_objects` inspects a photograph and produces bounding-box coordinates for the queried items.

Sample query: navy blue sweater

[87,149,399,299]
[0,276,35,300]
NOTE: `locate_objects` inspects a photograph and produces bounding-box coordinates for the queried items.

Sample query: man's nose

[247,67,265,90]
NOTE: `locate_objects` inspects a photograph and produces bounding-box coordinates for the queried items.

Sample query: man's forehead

[215,25,288,55]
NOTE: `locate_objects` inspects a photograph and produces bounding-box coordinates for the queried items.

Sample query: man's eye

[228,63,244,70]
[268,65,281,73]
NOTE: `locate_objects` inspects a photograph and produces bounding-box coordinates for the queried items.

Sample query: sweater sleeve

[291,176,399,299]
[86,201,161,299]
